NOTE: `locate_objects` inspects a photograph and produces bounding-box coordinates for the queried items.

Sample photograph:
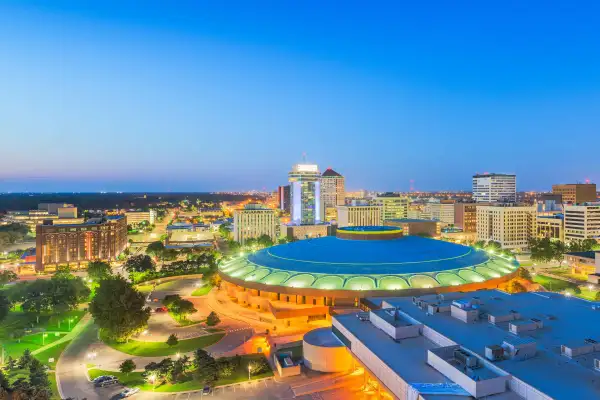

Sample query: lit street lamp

[248,364,251,381]
[42,333,48,345]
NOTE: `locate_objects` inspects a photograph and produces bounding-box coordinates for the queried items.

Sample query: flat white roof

[378,291,600,400]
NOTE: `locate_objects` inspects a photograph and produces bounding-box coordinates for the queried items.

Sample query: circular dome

[303,327,352,373]
[219,233,519,292]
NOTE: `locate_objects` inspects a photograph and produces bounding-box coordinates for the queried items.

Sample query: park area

[101,332,225,357]
[533,273,600,301]
[88,353,273,392]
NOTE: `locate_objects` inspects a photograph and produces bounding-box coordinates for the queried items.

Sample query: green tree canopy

[0,294,11,322]
[166,334,179,347]
[119,359,136,376]
[0,270,18,287]
[206,311,220,326]
[90,276,150,342]
[146,241,166,258]
[87,261,113,282]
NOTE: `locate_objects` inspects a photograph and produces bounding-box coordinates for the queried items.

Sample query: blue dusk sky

[1,1,599,193]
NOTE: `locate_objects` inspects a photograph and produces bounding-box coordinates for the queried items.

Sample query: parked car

[155,306,168,312]
[92,375,116,384]
[95,377,119,387]
[111,387,140,399]
[202,386,212,395]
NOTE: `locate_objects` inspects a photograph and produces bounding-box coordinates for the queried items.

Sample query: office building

[476,204,536,250]
[563,203,600,243]
[289,163,323,225]
[472,173,516,203]
[38,203,75,215]
[384,218,441,237]
[536,214,564,241]
[372,193,409,221]
[233,204,278,245]
[35,215,127,272]
[552,183,597,204]
[124,209,156,226]
[6,206,82,228]
[277,185,291,213]
[320,168,345,222]
[537,193,563,213]
[330,290,600,400]
[454,202,478,232]
[428,200,455,225]
[336,204,382,227]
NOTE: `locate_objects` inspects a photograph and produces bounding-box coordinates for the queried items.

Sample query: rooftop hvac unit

[595,359,600,372]
[454,349,478,368]
[485,345,504,361]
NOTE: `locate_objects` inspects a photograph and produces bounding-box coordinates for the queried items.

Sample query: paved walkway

[31,313,92,356]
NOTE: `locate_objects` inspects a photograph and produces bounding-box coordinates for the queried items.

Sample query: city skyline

[1,1,600,192]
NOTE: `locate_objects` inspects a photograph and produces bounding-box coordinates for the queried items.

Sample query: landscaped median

[87,354,273,392]
[101,332,226,357]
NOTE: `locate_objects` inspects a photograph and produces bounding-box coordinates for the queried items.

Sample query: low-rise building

[281,223,330,241]
[124,209,156,226]
[330,290,600,400]
[336,205,382,227]
[536,214,564,241]
[384,218,440,237]
[476,203,536,250]
[564,251,598,277]
[428,200,455,225]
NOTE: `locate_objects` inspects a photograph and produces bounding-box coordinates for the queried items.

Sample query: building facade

[384,219,441,237]
[320,168,345,222]
[428,200,455,225]
[472,173,516,203]
[277,185,291,213]
[563,203,600,243]
[35,216,127,272]
[289,163,323,225]
[372,194,409,221]
[454,203,478,232]
[536,214,564,241]
[124,209,156,226]
[552,183,597,204]
[476,204,536,250]
[233,204,278,245]
[336,205,382,227]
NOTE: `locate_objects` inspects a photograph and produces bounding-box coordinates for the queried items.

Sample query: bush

[206,311,220,326]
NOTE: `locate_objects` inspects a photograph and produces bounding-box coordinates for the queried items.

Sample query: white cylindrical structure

[302,327,352,373]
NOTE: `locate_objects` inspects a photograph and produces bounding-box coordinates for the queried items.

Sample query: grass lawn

[532,274,577,292]
[191,284,213,297]
[136,284,154,294]
[3,332,68,359]
[0,309,85,339]
[35,339,72,368]
[88,354,273,392]
[577,287,600,301]
[168,311,204,327]
[102,333,225,357]
[545,267,588,282]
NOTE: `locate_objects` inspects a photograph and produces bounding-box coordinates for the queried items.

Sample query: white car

[113,387,140,398]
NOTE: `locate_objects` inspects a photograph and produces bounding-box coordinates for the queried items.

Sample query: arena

[219,226,519,315]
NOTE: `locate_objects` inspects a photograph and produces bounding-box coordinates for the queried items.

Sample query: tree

[166,334,179,347]
[572,286,582,295]
[124,255,156,274]
[162,294,182,308]
[87,261,112,282]
[162,249,179,261]
[517,267,532,281]
[217,359,235,377]
[146,241,166,259]
[89,276,150,342]
[21,280,54,323]
[18,349,34,369]
[218,223,232,240]
[529,238,554,264]
[6,356,17,370]
[206,311,220,326]
[595,292,600,301]
[247,357,270,375]
[509,281,526,293]
[0,270,18,287]
[193,349,218,386]
[0,294,11,322]
[257,234,274,248]
[28,358,50,390]
[174,299,197,320]
[119,359,136,376]
[210,273,222,290]
[552,240,567,266]
[49,274,90,313]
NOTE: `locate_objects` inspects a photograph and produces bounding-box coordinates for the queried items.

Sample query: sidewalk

[31,313,92,356]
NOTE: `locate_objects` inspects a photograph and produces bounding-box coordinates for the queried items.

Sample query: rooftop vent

[485,345,504,361]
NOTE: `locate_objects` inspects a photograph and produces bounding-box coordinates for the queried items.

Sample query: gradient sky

[1,1,599,193]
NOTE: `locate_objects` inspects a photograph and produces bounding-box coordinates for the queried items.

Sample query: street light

[248,364,251,381]
[42,333,48,345]
[68,318,74,330]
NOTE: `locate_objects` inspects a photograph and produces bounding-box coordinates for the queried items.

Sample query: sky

[0,1,599,193]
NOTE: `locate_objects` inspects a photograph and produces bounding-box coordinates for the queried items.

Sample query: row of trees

[0,349,52,399]
[0,223,30,246]
[123,254,217,284]
[138,349,269,388]
[473,240,514,258]
[529,237,598,264]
